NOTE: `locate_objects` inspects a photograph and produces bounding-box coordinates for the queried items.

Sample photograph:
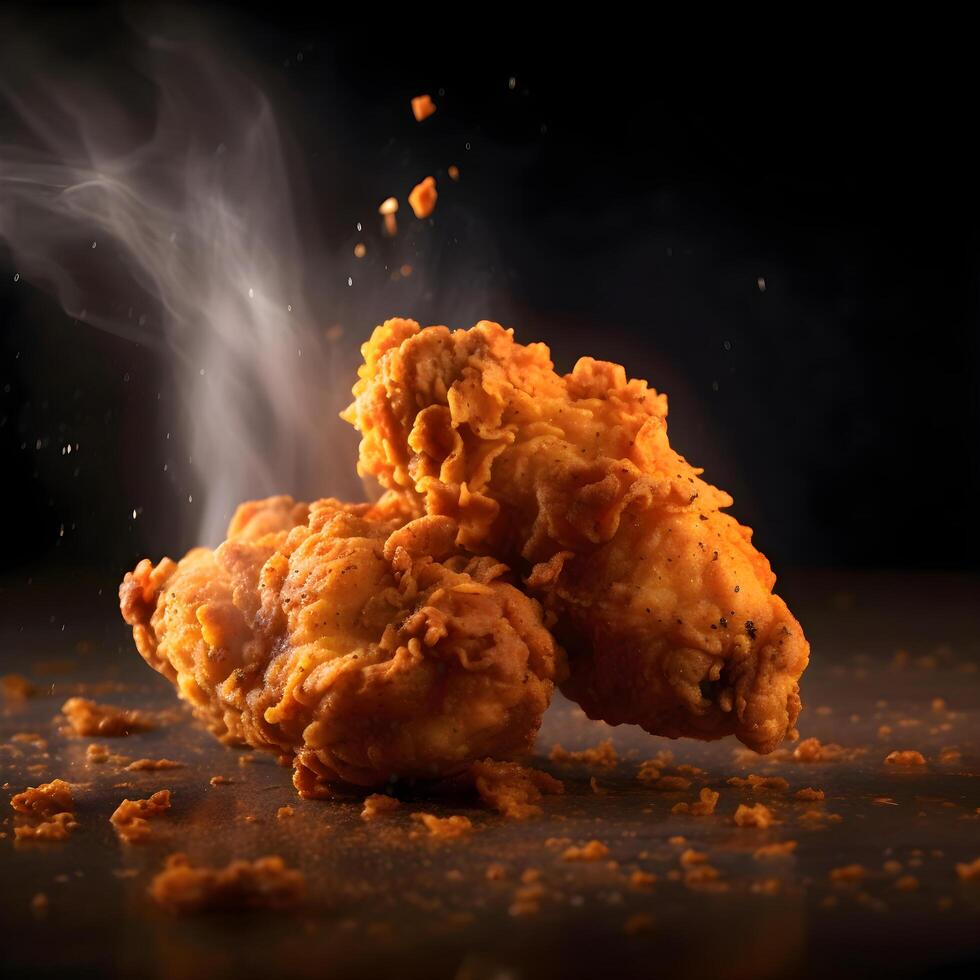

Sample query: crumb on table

[733,803,776,828]
[361,794,400,822]
[561,840,609,862]
[11,778,74,818]
[61,697,150,737]
[550,739,619,769]
[110,790,172,844]
[411,813,473,839]
[125,758,184,772]
[471,760,563,819]
[149,853,305,913]
[885,750,926,766]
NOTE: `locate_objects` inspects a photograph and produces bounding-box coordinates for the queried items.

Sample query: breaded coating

[342,319,809,753]
[120,494,561,788]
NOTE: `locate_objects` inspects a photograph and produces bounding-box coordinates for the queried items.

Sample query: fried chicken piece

[120,494,561,788]
[342,318,809,753]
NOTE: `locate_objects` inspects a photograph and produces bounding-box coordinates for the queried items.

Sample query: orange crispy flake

[276,806,295,820]
[562,840,610,861]
[408,176,437,219]
[471,760,563,819]
[125,758,184,772]
[361,794,400,821]
[734,803,776,828]
[448,165,460,181]
[411,94,436,122]
[14,812,78,841]
[754,840,798,859]
[11,779,74,817]
[955,858,980,881]
[885,750,926,766]
[353,243,367,259]
[830,864,868,883]
[149,854,305,913]
[672,787,720,816]
[799,809,842,825]
[110,790,172,844]
[551,739,619,768]
[210,776,233,786]
[793,737,846,762]
[728,774,789,792]
[61,697,150,737]
[794,787,825,801]
[939,747,962,764]
[2,673,35,699]
[412,813,473,838]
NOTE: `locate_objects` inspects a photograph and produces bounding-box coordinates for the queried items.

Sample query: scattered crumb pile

[149,854,305,913]
[110,790,172,844]
[551,739,618,769]
[11,779,77,841]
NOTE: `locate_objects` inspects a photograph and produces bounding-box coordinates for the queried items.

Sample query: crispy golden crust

[343,319,809,753]
[120,495,561,788]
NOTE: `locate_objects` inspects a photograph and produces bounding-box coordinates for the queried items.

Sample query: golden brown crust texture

[343,319,809,753]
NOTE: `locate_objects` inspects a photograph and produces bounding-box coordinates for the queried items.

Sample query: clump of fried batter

[795,787,825,801]
[11,778,74,818]
[125,758,184,772]
[149,853,305,913]
[343,318,809,754]
[110,790,172,843]
[120,495,562,790]
[61,697,151,737]
[361,794,400,821]
[14,812,78,841]
[470,760,564,819]
[561,840,610,861]
[728,774,789,792]
[411,813,473,838]
[549,739,618,768]
[1,673,35,699]
[754,840,797,859]
[885,750,926,766]
[733,803,777,828]
[672,787,720,816]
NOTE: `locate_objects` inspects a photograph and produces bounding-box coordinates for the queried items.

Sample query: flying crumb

[561,840,610,861]
[61,697,150,737]
[411,94,436,122]
[408,176,437,219]
[551,739,618,768]
[471,760,563,819]
[795,787,825,801]
[624,913,655,935]
[938,747,961,764]
[668,836,686,846]
[672,787,720,816]
[448,165,460,181]
[412,813,473,839]
[895,875,919,891]
[754,840,798,859]
[485,863,506,881]
[149,854,305,913]
[885,750,926,766]
[353,243,367,259]
[931,698,947,712]
[361,794,400,821]
[877,725,893,739]
[378,197,398,237]
[829,864,868,883]
[125,758,184,772]
[734,803,776,828]
[679,848,707,866]
[110,790,171,844]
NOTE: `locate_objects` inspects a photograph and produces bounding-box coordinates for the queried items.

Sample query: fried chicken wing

[120,494,562,788]
[342,319,809,753]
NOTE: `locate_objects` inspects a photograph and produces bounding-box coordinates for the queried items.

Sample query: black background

[1,5,978,586]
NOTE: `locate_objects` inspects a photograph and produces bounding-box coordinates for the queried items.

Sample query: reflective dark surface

[1,569,978,979]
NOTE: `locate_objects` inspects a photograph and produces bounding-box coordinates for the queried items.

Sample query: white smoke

[0,24,350,545]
